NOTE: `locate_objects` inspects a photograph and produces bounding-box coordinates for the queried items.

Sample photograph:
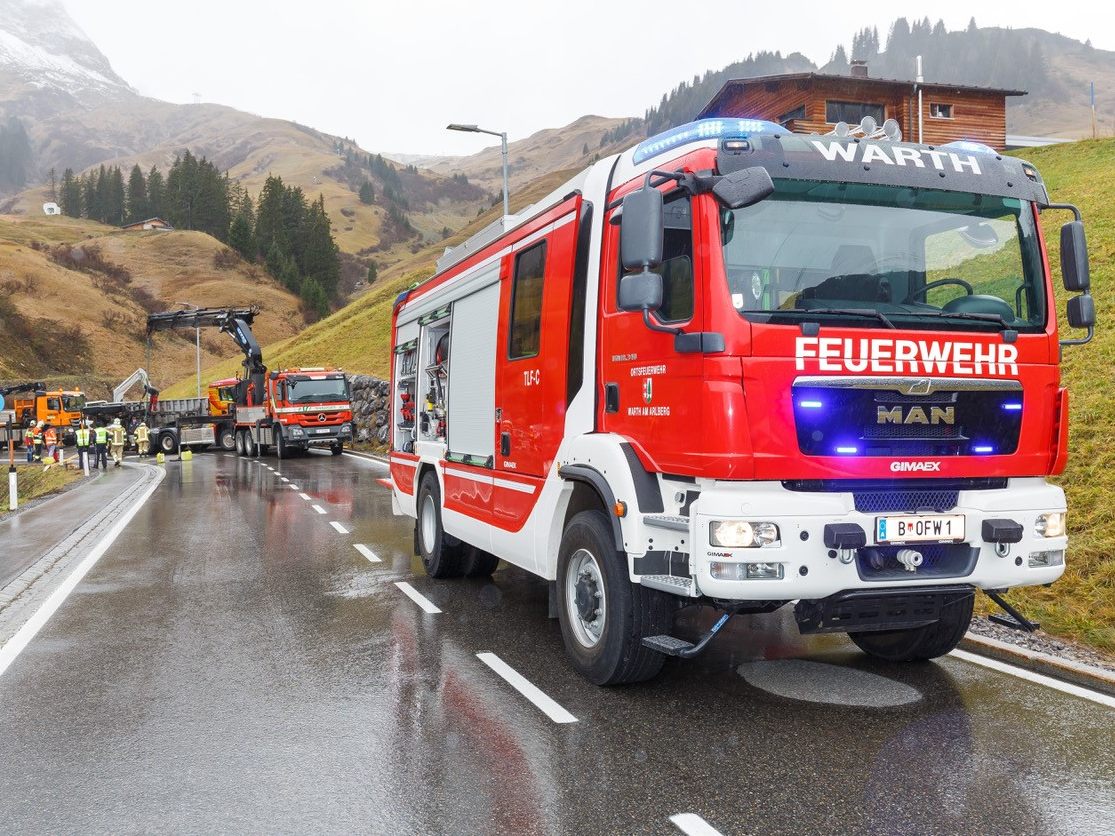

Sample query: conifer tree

[147,166,164,218]
[126,164,148,222]
[358,181,375,204]
[59,168,82,217]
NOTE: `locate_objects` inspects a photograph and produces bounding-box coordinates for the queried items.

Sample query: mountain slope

[0,213,304,396]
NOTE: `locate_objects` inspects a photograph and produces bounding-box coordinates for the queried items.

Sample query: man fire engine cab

[388,116,1095,685]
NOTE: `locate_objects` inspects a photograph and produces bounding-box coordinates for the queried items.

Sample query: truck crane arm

[0,381,45,412]
[146,306,265,405]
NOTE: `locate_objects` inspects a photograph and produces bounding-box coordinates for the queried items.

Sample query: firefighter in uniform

[134,420,150,457]
[74,423,91,470]
[93,422,109,470]
[23,425,34,463]
[108,418,126,467]
[31,422,44,463]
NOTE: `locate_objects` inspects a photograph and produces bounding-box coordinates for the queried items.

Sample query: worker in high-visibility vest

[93,422,109,470]
[108,418,126,467]
[23,425,34,463]
[31,422,44,463]
[134,420,150,457]
[74,423,91,470]
[43,424,58,469]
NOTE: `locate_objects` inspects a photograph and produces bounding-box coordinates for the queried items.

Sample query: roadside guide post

[7,417,16,512]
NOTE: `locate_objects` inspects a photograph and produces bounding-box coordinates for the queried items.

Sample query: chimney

[850,59,868,79]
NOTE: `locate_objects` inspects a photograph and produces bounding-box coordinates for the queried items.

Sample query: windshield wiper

[907,310,1010,329]
[793,307,897,329]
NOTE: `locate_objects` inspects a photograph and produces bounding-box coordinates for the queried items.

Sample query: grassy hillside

[0,213,304,397]
[1005,139,1115,651]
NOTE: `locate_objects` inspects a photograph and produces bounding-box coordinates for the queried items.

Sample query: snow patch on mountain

[0,0,133,99]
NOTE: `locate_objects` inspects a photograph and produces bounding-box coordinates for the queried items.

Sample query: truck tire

[275,432,286,460]
[462,546,500,578]
[218,427,235,452]
[246,431,258,457]
[330,443,343,456]
[416,472,465,578]
[234,430,245,456]
[158,431,178,455]
[849,592,975,662]
[556,510,673,686]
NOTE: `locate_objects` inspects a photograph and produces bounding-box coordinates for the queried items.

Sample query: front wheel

[219,427,236,452]
[158,432,178,455]
[330,442,343,456]
[275,431,286,460]
[556,510,674,686]
[849,592,974,662]
[416,472,465,578]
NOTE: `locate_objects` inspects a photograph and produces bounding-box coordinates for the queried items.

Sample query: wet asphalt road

[0,452,1112,835]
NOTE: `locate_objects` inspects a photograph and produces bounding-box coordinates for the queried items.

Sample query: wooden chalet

[698,61,1025,150]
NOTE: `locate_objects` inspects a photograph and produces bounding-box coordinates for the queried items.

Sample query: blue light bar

[799,400,824,409]
[835,446,859,455]
[941,140,998,156]
[1001,402,1023,411]
[972,445,995,454]
[632,118,784,165]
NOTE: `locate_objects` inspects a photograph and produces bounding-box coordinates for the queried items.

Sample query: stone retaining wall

[348,374,390,445]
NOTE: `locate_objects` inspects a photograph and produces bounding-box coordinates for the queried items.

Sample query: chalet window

[509,241,546,359]
[825,100,885,125]
[930,102,953,119]
[778,105,806,124]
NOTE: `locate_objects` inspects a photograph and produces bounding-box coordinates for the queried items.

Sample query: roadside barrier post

[6,418,16,512]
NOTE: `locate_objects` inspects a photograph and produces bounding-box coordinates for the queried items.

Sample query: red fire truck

[234,367,354,458]
[387,117,1094,685]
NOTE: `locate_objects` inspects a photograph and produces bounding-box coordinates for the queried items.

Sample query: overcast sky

[62,0,1114,156]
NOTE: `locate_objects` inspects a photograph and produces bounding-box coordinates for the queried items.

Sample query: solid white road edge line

[395,581,441,614]
[950,649,1115,709]
[311,504,327,515]
[330,521,350,534]
[670,814,725,836]
[299,493,312,501]
[343,451,389,466]
[0,465,166,679]
[475,652,578,724]
[354,544,381,563]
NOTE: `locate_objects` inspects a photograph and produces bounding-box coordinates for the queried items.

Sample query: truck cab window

[509,241,546,359]
[619,191,694,323]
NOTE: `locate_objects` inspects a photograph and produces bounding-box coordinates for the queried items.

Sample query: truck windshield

[285,378,349,404]
[721,180,1046,333]
[63,395,85,411]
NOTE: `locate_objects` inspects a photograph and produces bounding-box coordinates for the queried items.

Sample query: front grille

[855,544,979,581]
[793,383,1022,457]
[853,490,959,513]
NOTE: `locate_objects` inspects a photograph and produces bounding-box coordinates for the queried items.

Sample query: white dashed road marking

[670,814,725,836]
[354,544,381,563]
[475,652,577,724]
[299,493,312,501]
[311,504,327,515]
[395,582,441,614]
[330,521,350,534]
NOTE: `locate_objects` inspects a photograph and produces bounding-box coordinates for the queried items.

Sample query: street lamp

[447,123,510,218]
[175,301,202,400]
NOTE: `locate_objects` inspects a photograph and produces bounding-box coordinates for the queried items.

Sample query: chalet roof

[123,217,172,226]
[699,73,1027,119]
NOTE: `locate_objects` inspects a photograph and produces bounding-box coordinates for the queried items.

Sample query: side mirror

[713,166,775,210]
[620,187,663,272]
[1060,221,1090,292]
[1067,294,1095,330]
[618,271,663,313]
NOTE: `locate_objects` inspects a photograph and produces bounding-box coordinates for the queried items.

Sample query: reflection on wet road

[0,452,1111,834]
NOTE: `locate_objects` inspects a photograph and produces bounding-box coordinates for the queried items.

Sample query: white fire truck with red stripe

[388,116,1094,685]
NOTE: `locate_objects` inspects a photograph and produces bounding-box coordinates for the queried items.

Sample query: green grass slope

[170,139,1115,654]
[1006,139,1115,652]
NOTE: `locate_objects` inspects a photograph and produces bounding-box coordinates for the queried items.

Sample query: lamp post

[447,123,510,217]
[175,301,202,400]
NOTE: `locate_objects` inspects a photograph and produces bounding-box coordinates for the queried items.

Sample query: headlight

[341,423,352,434]
[289,425,304,436]
[709,520,780,548]
[1035,512,1066,538]
[710,561,785,580]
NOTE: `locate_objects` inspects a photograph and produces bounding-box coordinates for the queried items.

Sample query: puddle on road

[737,659,923,707]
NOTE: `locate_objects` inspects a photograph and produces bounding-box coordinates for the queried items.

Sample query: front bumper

[286,423,353,446]
[689,477,1066,600]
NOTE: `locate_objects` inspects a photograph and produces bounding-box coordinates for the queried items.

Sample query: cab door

[492,203,581,535]
[599,189,707,475]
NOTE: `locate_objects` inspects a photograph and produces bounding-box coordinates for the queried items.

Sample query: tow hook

[984,589,1040,632]
[896,549,923,572]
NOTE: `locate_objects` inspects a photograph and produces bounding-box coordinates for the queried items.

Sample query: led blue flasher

[632,118,784,165]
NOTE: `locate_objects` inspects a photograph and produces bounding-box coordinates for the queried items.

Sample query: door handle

[500,432,511,456]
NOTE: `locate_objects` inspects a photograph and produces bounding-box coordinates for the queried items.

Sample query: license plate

[875,514,965,544]
[316,428,331,434]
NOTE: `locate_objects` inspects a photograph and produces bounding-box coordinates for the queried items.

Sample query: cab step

[642,610,736,659]
[639,574,696,596]
[643,514,689,532]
